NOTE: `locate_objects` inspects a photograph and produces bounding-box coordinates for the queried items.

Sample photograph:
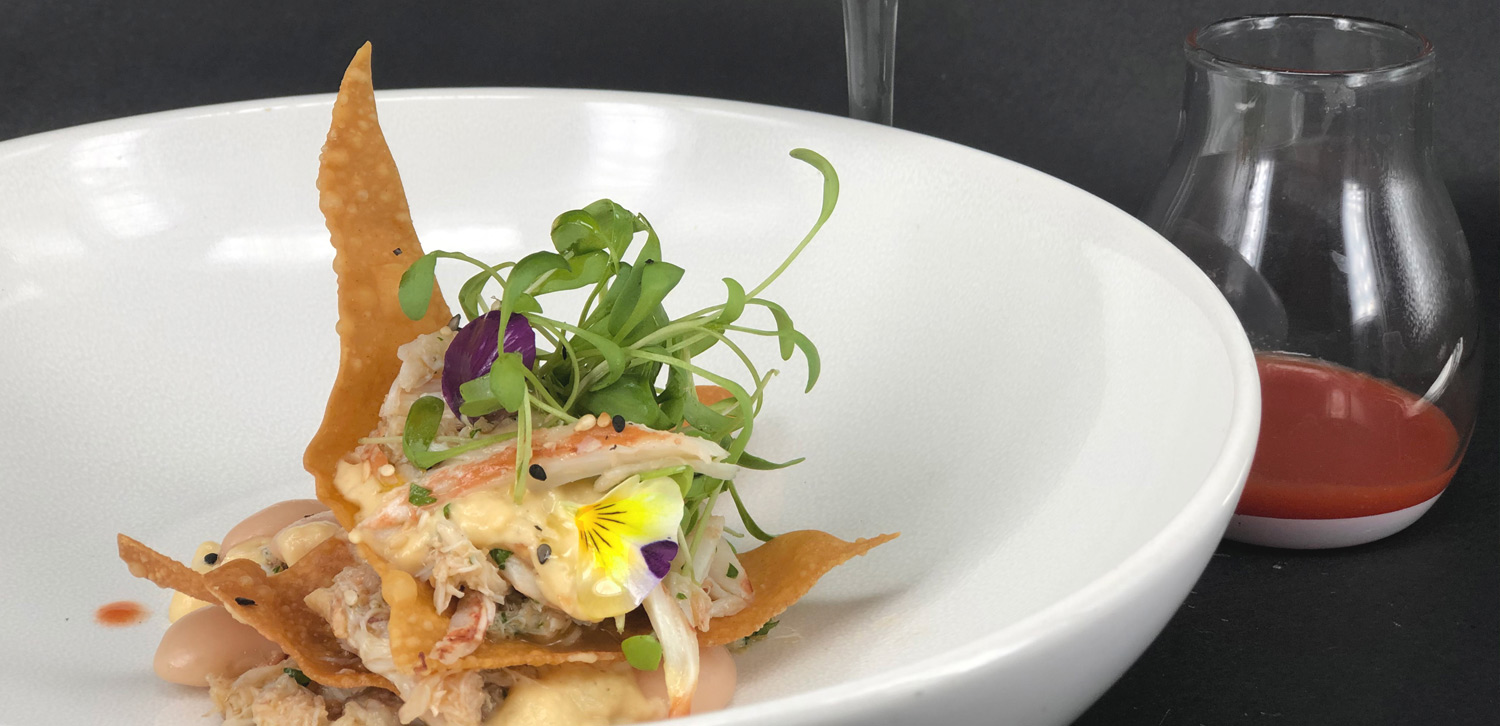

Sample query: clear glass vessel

[1143,15,1480,548]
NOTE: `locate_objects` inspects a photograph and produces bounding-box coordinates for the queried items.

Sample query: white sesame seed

[378,464,396,477]
[596,412,612,428]
[575,414,596,432]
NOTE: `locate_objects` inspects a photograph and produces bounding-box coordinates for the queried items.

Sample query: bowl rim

[0,88,1261,722]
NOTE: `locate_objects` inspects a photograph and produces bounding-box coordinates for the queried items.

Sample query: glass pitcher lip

[1186,14,1434,83]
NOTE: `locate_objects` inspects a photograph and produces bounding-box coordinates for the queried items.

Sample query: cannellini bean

[635,645,737,715]
[153,606,283,687]
[221,499,328,552]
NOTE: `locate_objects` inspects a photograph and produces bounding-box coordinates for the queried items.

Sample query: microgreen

[621,634,663,671]
[283,667,311,686]
[394,148,839,571]
[401,395,519,467]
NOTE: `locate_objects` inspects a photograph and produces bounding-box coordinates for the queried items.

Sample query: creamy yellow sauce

[335,455,659,620]
[167,519,340,623]
[484,664,665,726]
[168,541,221,622]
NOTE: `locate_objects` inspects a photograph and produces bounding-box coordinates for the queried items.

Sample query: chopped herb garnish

[726,563,738,579]
[443,503,452,519]
[732,618,780,650]
[489,548,512,569]
[283,667,311,686]
[621,634,663,671]
[408,483,437,507]
[271,563,288,574]
[676,592,687,600]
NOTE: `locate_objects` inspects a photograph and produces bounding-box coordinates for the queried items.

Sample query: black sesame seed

[536,544,552,564]
[611,414,625,433]
[234,597,256,606]
[203,552,219,565]
[393,247,403,256]
[447,314,462,331]
[528,464,547,481]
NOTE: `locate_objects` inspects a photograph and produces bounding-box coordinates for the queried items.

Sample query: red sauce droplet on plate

[95,600,150,627]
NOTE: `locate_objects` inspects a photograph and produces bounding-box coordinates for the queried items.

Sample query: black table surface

[4,2,1496,724]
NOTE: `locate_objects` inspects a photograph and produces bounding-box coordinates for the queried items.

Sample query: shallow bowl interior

[0,89,1256,725]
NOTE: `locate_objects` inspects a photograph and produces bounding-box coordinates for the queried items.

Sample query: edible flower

[562,474,683,620]
[441,310,536,417]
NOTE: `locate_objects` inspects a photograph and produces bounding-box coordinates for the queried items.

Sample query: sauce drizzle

[95,600,150,627]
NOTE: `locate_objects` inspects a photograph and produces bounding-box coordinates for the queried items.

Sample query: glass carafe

[1144,15,1480,548]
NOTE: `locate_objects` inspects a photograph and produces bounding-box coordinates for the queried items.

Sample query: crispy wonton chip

[702,530,897,646]
[305,41,452,533]
[203,538,392,690]
[117,534,216,603]
[378,565,629,672]
[372,531,897,672]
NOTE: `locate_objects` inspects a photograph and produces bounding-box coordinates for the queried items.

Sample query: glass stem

[842,0,898,125]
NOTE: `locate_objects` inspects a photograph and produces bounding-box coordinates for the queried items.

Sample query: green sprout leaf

[736,451,806,471]
[551,209,607,254]
[582,199,638,261]
[398,250,509,321]
[716,277,747,325]
[537,250,610,294]
[400,395,518,467]
[401,396,447,469]
[398,253,442,321]
[499,251,570,331]
[621,634,663,671]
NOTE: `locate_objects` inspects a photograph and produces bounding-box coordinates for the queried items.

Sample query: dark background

[3,1,1495,724]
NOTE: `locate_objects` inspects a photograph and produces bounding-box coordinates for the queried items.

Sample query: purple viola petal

[640,540,679,580]
[441,311,537,416]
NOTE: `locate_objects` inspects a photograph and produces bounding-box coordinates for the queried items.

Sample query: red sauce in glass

[95,600,150,627]
[1237,354,1462,520]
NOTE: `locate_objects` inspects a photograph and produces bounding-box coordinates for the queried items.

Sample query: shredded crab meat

[377,329,462,439]
[642,584,700,717]
[431,590,497,666]
[706,541,752,619]
[425,515,510,612]
[417,422,737,501]
[210,664,404,726]
[490,591,579,644]
[304,564,486,726]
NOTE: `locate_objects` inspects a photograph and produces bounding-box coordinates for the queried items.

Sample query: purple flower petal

[441,311,537,416]
[640,540,679,580]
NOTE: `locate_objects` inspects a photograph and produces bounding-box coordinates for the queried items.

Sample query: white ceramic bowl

[0,90,1258,725]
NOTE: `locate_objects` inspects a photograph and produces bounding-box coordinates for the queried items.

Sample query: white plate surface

[0,89,1258,725]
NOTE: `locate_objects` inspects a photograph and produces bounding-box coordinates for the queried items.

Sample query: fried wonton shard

[305,41,452,533]
[203,539,391,690]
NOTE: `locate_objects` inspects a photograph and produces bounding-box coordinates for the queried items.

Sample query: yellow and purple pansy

[561,474,684,621]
